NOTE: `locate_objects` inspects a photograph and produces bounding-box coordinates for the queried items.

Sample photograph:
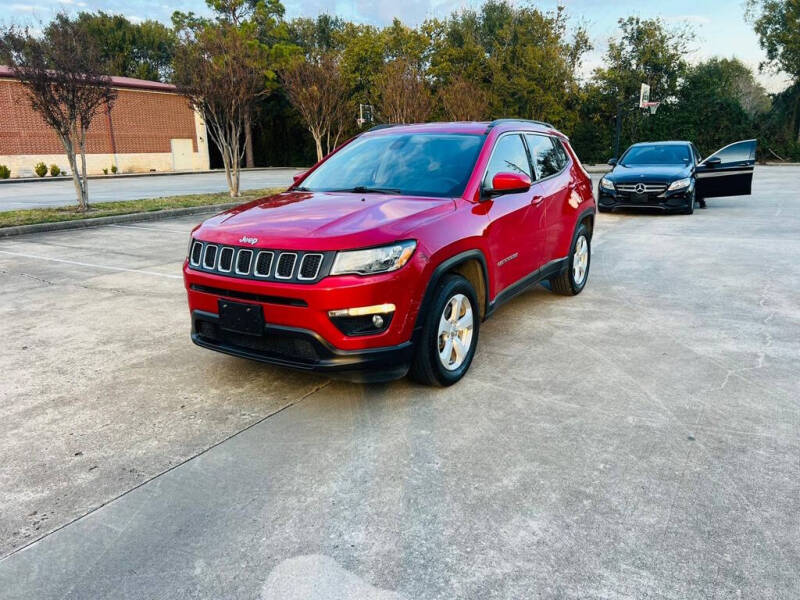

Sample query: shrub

[102,168,108,175]
[110,165,118,174]
[0,165,10,179]
[34,162,47,177]
[49,164,61,177]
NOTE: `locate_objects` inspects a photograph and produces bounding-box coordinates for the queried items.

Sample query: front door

[696,139,756,198]
[482,133,545,292]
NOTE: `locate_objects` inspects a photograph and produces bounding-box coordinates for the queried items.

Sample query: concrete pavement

[0,168,303,211]
[0,167,798,598]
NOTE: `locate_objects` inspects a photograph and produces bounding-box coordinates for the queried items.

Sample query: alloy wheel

[437,293,474,371]
[572,235,589,286]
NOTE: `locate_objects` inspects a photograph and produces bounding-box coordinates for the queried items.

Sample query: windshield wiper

[331,186,402,195]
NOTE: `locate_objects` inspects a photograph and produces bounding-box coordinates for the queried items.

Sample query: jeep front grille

[276,253,297,279]
[188,240,332,284]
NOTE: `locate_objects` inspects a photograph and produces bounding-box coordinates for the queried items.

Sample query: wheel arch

[414,250,490,338]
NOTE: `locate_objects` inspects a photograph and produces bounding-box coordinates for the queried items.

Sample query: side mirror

[487,172,532,196]
[292,171,306,184]
[607,158,617,167]
[704,156,721,167]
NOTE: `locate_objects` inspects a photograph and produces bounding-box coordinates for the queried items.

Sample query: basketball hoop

[642,101,661,115]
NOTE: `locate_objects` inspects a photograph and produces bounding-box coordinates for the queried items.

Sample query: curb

[0,166,306,185]
[0,203,240,238]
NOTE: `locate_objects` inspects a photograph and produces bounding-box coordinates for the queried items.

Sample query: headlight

[667,177,692,191]
[600,177,615,191]
[331,241,416,276]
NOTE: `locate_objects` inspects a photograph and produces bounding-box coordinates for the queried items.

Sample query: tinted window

[300,133,485,198]
[484,134,531,187]
[553,138,569,170]
[526,134,562,179]
[705,140,756,164]
[621,144,692,166]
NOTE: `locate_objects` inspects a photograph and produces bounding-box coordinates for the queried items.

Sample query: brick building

[0,66,209,178]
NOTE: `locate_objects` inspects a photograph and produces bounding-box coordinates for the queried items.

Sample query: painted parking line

[0,249,182,279]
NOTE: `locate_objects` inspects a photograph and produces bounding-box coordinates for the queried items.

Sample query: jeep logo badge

[238,236,258,245]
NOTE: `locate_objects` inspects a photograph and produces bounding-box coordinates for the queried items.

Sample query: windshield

[621,144,692,166]
[299,133,485,198]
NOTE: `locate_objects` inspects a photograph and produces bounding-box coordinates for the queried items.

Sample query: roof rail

[486,118,554,131]
[366,123,397,132]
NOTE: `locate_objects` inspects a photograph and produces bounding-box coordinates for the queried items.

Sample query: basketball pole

[614,103,623,160]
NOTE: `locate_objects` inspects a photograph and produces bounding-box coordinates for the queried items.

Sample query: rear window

[300,133,485,198]
[621,144,691,166]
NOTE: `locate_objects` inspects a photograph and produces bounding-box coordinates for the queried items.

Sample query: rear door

[525,134,571,264]
[695,139,756,198]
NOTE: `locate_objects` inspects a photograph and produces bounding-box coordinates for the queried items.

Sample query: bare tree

[377,59,433,124]
[173,21,268,197]
[439,77,490,121]
[0,16,117,211]
[282,54,351,162]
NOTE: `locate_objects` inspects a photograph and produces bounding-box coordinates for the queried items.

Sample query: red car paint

[184,121,595,375]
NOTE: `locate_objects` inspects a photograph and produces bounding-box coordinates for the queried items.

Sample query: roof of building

[0,65,178,93]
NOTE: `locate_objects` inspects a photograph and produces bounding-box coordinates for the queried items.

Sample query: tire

[598,206,612,213]
[681,189,695,215]
[409,274,480,386]
[550,223,591,296]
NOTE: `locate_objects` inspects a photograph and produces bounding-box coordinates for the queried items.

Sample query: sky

[4,0,792,93]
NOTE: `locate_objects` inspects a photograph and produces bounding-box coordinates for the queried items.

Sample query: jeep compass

[184,120,596,385]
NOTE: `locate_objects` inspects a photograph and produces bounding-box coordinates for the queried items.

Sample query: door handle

[531,195,544,205]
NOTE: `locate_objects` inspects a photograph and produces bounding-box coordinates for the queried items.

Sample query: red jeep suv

[184,120,596,385]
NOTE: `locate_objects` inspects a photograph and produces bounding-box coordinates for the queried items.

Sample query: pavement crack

[0,378,331,563]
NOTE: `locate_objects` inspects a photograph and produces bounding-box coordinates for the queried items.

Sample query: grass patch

[0,187,283,229]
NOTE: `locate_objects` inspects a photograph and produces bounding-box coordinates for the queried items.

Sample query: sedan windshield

[299,133,486,198]
[621,144,692,166]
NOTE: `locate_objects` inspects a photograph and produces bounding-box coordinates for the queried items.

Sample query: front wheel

[409,274,480,386]
[550,223,591,296]
[681,189,695,215]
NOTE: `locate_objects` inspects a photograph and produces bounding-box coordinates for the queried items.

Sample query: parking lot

[1,167,798,598]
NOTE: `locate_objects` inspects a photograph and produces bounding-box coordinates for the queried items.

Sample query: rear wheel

[409,274,480,386]
[550,223,591,296]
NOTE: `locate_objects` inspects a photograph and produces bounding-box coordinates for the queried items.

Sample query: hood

[608,164,692,184]
[192,190,456,250]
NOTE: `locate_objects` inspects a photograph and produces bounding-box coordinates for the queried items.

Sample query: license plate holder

[218,299,264,336]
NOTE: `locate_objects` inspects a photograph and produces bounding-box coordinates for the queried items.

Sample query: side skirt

[486,257,569,317]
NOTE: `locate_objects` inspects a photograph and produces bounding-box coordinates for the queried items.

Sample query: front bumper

[184,253,428,380]
[191,310,413,381]
[598,185,693,211]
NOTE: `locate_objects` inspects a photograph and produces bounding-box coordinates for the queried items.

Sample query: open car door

[695,139,756,198]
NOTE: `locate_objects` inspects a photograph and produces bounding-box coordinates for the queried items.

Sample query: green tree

[73,12,175,82]
[580,16,693,161]
[748,0,800,143]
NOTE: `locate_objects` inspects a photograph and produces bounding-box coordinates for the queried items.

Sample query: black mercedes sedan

[598,140,756,214]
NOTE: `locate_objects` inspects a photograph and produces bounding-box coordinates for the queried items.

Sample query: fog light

[328,303,396,318]
[328,304,395,336]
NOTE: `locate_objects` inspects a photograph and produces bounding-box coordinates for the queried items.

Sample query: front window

[620,145,692,166]
[483,134,531,186]
[299,133,485,198]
